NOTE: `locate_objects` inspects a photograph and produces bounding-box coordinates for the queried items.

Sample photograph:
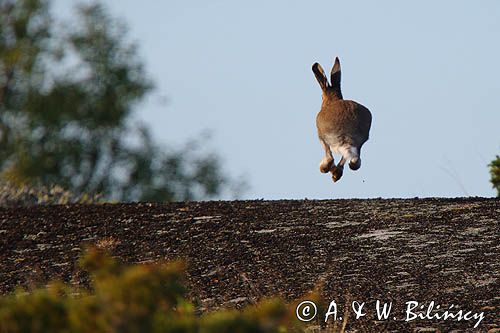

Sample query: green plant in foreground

[0,249,303,333]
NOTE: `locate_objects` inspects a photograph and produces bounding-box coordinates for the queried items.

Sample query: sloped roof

[0,198,498,330]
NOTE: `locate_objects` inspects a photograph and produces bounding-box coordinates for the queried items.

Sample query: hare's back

[316,100,372,144]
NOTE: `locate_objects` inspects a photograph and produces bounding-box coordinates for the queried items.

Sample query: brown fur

[316,98,371,148]
[312,58,372,182]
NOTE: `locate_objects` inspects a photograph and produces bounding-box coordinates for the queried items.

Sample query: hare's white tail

[336,146,361,170]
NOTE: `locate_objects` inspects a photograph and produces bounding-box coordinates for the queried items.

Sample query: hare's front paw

[331,166,343,182]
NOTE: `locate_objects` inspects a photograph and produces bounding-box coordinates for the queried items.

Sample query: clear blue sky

[54,1,500,199]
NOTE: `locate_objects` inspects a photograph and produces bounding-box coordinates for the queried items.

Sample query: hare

[312,57,372,182]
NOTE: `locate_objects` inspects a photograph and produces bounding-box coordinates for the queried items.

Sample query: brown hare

[312,57,372,182]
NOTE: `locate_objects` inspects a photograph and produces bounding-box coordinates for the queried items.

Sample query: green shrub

[0,182,102,207]
[490,155,500,197]
[0,249,303,333]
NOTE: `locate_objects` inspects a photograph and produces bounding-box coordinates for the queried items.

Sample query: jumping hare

[312,57,372,182]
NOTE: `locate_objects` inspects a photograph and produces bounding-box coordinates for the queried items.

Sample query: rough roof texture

[0,198,499,331]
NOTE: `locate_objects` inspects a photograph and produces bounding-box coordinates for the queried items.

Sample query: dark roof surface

[0,198,498,331]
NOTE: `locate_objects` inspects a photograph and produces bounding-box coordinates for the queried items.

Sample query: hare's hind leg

[319,138,334,173]
[348,146,361,170]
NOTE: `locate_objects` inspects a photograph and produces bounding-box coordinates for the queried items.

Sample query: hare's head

[312,57,343,100]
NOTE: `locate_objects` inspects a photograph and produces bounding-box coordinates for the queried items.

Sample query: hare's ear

[330,57,341,88]
[312,63,329,91]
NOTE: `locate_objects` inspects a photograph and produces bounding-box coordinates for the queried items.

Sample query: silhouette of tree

[0,0,242,201]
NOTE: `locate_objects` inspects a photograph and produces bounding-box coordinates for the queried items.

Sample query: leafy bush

[0,249,303,333]
[0,182,102,207]
[490,155,500,197]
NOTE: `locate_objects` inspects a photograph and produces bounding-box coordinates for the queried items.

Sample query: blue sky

[54,1,500,199]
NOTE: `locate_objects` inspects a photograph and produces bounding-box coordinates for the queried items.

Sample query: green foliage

[0,181,102,207]
[0,249,303,333]
[0,0,240,202]
[490,155,500,197]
